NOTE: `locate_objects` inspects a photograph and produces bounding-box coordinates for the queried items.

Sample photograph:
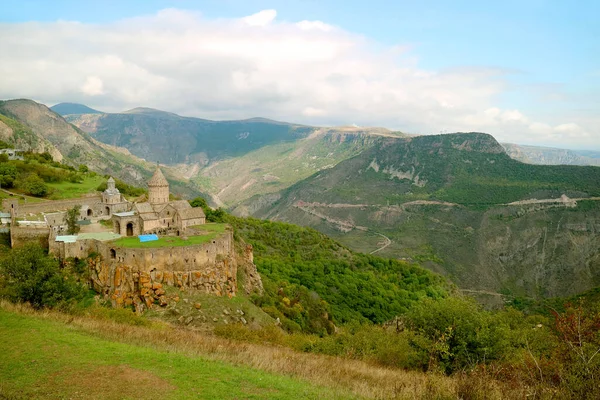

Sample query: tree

[78,164,89,173]
[0,243,85,309]
[189,196,227,222]
[23,173,48,197]
[65,205,81,235]
[190,196,209,211]
[552,302,600,398]
[0,163,17,188]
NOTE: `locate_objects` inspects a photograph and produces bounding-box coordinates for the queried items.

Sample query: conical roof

[107,177,115,183]
[148,167,168,186]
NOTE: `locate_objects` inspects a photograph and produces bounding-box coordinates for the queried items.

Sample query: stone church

[112,166,206,236]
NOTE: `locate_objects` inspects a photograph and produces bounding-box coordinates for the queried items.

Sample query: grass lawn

[0,307,352,400]
[46,174,105,200]
[111,224,229,248]
[0,189,47,203]
[190,223,228,233]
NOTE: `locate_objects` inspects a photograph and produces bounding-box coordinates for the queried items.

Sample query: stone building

[112,166,205,236]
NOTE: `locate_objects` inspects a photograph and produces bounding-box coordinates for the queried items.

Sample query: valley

[0,98,599,399]
[4,100,596,305]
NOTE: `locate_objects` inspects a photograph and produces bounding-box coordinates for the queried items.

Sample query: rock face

[87,230,263,313]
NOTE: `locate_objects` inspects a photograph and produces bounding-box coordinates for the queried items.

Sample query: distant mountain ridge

[502,143,600,166]
[51,102,103,115]
[68,110,315,164]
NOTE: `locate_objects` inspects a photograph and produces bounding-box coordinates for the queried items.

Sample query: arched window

[110,249,116,259]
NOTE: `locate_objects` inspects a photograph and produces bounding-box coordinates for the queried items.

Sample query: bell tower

[148,165,169,204]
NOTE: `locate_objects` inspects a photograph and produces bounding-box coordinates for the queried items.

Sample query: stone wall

[3,195,102,217]
[10,224,50,248]
[85,230,262,312]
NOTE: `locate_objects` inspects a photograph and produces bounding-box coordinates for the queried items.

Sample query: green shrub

[0,244,85,309]
[22,173,48,196]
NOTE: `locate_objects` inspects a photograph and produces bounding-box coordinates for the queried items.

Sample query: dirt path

[370,232,392,254]
[506,196,600,206]
[293,201,390,252]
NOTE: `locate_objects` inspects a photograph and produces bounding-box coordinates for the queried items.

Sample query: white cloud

[81,76,104,96]
[243,9,277,27]
[296,20,333,31]
[0,9,597,149]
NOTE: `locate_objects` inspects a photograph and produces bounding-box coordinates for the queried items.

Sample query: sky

[1,0,599,149]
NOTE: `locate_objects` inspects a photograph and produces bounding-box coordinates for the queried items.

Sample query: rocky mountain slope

[68,108,406,206]
[248,133,600,300]
[67,104,600,211]
[502,143,600,166]
[0,99,203,198]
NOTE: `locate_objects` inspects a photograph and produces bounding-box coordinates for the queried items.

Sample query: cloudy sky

[1,0,599,149]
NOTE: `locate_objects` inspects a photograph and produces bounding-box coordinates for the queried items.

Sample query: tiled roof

[135,202,154,214]
[148,167,168,186]
[177,208,206,220]
[139,213,158,221]
[170,200,192,210]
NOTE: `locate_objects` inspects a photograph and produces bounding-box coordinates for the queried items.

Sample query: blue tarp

[138,234,159,242]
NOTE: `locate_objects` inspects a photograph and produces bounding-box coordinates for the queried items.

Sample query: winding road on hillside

[369,232,392,254]
[293,195,600,255]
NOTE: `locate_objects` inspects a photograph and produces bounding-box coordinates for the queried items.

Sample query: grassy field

[0,302,469,399]
[111,224,228,248]
[0,189,47,204]
[0,305,356,400]
[46,174,105,200]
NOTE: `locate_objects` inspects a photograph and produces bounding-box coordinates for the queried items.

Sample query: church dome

[148,167,168,187]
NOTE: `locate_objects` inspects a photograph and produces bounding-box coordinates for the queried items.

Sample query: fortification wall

[10,225,50,248]
[86,230,260,311]
[3,195,102,217]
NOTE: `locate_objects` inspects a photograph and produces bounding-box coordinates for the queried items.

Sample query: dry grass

[0,301,541,399]
[39,365,176,400]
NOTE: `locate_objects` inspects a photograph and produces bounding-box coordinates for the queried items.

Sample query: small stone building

[112,166,205,236]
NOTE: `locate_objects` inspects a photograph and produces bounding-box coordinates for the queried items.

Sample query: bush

[0,244,85,309]
[22,173,48,197]
[0,163,17,188]
[405,297,513,373]
[189,196,226,222]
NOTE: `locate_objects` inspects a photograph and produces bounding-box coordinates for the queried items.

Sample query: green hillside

[261,133,600,208]
[227,216,450,332]
[0,308,356,400]
[0,99,209,200]
[250,132,600,300]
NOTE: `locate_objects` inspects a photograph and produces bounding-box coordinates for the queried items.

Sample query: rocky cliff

[87,230,263,313]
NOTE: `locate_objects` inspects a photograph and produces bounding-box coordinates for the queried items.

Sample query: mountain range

[4,99,599,304]
[249,133,600,301]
